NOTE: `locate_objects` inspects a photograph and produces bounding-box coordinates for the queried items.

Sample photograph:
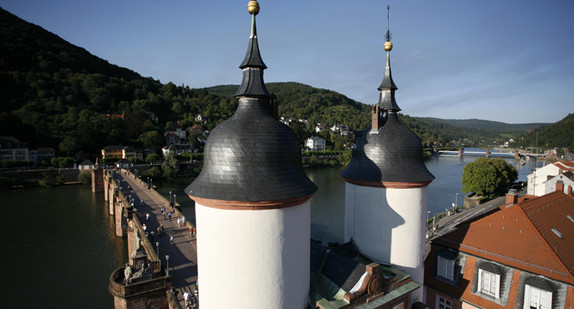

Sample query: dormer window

[524,285,552,309]
[476,262,503,299]
[478,269,500,298]
[523,277,554,309]
[436,249,457,281]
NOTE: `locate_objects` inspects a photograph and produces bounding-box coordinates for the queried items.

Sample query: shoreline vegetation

[0,147,550,191]
[0,148,420,190]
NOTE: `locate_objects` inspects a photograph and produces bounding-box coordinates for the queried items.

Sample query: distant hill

[412,117,549,143]
[514,114,574,151]
[0,6,569,161]
[417,118,548,133]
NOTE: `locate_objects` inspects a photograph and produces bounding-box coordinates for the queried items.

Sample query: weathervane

[385,5,392,42]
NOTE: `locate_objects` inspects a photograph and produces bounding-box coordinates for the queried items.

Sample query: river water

[0,149,538,308]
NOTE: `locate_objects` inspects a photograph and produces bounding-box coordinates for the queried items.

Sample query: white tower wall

[195,200,311,309]
[344,182,427,303]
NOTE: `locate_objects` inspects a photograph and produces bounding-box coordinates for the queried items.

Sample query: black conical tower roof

[186,3,317,206]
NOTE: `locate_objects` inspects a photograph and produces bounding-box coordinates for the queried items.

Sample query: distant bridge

[438,149,544,160]
[438,149,515,158]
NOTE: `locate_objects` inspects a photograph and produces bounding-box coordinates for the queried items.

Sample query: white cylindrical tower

[186,2,317,308]
[341,20,434,304]
[194,200,311,308]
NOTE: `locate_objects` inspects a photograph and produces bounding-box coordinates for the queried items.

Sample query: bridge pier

[115,201,127,237]
[109,187,117,216]
[104,175,109,201]
[91,168,104,192]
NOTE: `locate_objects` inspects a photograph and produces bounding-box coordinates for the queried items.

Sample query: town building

[527,161,574,196]
[164,121,186,145]
[424,189,574,309]
[316,123,327,133]
[340,10,435,305]
[545,172,574,196]
[185,2,318,308]
[78,159,95,170]
[0,136,30,161]
[101,145,136,162]
[161,144,194,158]
[305,136,327,151]
[35,147,56,162]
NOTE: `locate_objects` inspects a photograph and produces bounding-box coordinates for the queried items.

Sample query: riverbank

[0,167,85,189]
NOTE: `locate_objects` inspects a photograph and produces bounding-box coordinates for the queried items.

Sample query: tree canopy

[461,158,518,198]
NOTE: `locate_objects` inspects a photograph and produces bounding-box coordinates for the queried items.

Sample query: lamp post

[455,192,459,208]
[156,242,161,268]
[150,178,153,190]
[169,191,172,205]
[147,177,150,189]
[427,210,431,227]
[173,194,176,206]
[165,255,170,276]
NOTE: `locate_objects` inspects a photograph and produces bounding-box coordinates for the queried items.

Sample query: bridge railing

[130,212,161,271]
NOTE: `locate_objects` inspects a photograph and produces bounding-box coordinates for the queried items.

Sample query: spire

[234,0,271,98]
[378,5,400,112]
[186,0,317,205]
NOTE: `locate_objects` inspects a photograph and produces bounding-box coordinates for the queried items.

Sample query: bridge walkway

[114,170,198,308]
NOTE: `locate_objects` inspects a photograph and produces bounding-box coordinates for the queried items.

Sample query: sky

[1,0,573,124]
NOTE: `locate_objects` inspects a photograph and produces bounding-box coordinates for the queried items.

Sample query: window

[437,255,455,281]
[478,269,500,298]
[524,284,552,309]
[436,295,452,309]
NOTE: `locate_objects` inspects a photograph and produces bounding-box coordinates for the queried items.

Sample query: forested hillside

[514,114,574,151]
[0,7,235,158]
[413,117,548,146]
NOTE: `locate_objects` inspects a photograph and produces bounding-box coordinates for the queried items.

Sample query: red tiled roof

[436,191,574,284]
[555,161,574,172]
[520,191,574,278]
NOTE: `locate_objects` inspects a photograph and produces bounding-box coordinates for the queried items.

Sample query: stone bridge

[93,169,198,309]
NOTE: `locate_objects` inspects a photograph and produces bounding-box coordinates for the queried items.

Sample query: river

[0,149,538,308]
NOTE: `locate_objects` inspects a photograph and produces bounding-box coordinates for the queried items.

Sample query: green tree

[139,131,164,151]
[146,153,161,164]
[461,158,518,199]
[161,152,178,179]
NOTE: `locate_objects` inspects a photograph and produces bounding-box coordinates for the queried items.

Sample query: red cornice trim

[343,177,432,188]
[189,194,314,210]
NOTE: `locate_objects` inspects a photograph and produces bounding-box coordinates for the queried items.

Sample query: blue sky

[1,0,573,124]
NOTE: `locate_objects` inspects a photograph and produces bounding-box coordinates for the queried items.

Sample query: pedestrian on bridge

[184,291,191,307]
[146,213,150,221]
[182,216,186,225]
[177,217,181,227]
[168,212,172,221]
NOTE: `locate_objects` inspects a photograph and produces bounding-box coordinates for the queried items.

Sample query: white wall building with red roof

[527,161,574,196]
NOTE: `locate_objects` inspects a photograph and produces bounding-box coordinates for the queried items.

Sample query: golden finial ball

[247,1,260,15]
[384,41,393,51]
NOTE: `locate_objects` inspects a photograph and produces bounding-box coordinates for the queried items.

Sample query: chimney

[506,189,518,205]
[371,105,381,130]
[556,181,564,193]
